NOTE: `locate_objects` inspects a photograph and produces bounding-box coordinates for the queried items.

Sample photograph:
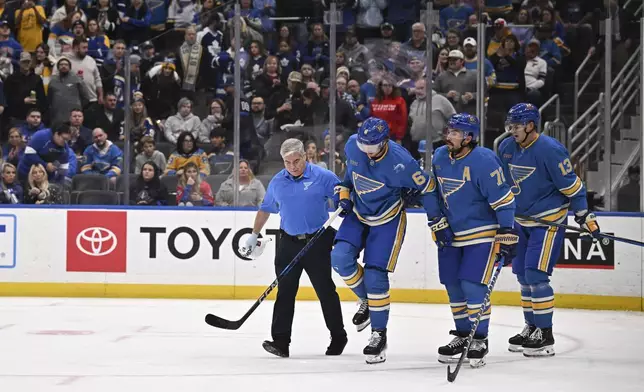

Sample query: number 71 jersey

[497,134,587,225]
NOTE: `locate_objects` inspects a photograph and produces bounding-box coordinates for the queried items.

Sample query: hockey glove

[428,217,453,249]
[402,188,422,208]
[494,227,520,264]
[574,210,601,240]
[335,185,353,217]
[239,232,259,258]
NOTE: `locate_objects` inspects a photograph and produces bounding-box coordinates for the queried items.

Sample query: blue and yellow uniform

[433,114,515,343]
[81,141,123,179]
[332,118,440,334]
[498,103,590,339]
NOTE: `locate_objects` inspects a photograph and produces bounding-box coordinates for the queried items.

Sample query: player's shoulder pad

[470,147,503,172]
[431,145,450,164]
[497,136,515,153]
[538,134,567,153]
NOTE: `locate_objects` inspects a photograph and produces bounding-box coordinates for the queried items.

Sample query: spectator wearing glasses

[370,78,408,144]
[403,22,427,60]
[164,131,209,178]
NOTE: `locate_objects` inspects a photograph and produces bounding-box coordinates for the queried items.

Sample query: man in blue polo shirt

[243,138,347,358]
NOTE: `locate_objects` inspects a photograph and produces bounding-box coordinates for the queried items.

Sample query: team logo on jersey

[508,164,536,195]
[393,163,405,173]
[376,124,386,133]
[303,181,313,191]
[352,172,384,197]
[437,177,466,209]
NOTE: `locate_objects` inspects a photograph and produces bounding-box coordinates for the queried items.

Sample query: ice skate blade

[508,344,524,352]
[355,318,371,332]
[365,349,386,364]
[523,345,555,357]
[438,354,460,364]
[469,356,487,368]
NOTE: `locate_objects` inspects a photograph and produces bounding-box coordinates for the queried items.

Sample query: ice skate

[438,330,469,364]
[364,329,387,364]
[523,327,555,357]
[353,298,370,332]
[508,324,536,352]
[467,338,488,368]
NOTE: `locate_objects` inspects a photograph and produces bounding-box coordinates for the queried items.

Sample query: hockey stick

[516,214,644,248]
[447,253,505,383]
[204,207,344,330]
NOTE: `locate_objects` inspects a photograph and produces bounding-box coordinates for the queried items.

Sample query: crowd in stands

[0,0,635,207]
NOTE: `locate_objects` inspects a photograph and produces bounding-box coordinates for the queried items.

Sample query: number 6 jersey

[497,134,588,227]
[336,135,441,227]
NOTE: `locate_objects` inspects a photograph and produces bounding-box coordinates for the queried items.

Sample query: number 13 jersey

[497,134,588,227]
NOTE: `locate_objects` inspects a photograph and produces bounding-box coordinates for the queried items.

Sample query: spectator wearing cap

[440,0,474,31]
[15,0,46,52]
[0,20,22,61]
[617,165,640,212]
[138,41,161,78]
[140,59,181,121]
[370,77,408,143]
[356,0,386,40]
[487,18,511,57]
[71,20,85,39]
[303,22,330,73]
[86,0,120,40]
[434,49,477,114]
[463,37,496,89]
[266,70,303,131]
[162,97,202,145]
[48,56,91,126]
[484,0,513,19]
[379,23,395,45]
[54,38,104,107]
[85,19,111,65]
[120,0,151,46]
[385,0,419,42]
[337,26,369,76]
[524,38,548,106]
[489,34,526,116]
[402,22,428,61]
[3,51,48,126]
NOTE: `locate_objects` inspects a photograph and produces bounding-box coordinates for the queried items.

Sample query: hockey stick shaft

[205,207,344,330]
[516,214,644,247]
[447,253,505,383]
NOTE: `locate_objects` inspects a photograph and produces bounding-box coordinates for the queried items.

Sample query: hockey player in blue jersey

[498,103,601,357]
[331,117,442,364]
[431,113,518,368]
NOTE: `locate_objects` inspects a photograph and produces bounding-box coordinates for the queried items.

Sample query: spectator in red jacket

[369,78,408,143]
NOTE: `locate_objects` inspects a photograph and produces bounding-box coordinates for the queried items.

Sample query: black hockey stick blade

[204,314,243,330]
[447,350,468,383]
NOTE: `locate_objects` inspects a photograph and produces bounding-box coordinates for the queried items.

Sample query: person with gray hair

[162,97,202,145]
[242,138,347,358]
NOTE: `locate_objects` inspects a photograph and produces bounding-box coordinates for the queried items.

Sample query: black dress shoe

[325,335,348,356]
[262,340,289,358]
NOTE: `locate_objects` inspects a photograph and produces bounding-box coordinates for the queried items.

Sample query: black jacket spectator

[85,0,120,40]
[84,97,125,141]
[3,67,48,125]
[130,161,168,205]
[141,64,181,121]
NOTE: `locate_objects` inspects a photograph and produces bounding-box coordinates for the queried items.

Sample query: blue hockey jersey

[81,141,123,178]
[339,135,440,226]
[440,4,474,31]
[432,145,515,247]
[18,129,73,181]
[497,134,587,227]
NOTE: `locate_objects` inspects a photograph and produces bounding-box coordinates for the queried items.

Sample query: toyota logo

[76,227,118,256]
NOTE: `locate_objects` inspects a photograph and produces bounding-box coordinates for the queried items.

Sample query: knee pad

[444,283,465,302]
[364,266,389,294]
[516,274,529,286]
[331,240,359,277]
[460,280,487,303]
[525,268,550,285]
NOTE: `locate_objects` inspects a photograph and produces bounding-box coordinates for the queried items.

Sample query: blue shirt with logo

[260,163,340,236]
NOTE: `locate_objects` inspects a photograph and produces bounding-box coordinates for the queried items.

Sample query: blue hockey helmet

[446,113,480,142]
[357,117,390,153]
[506,103,540,130]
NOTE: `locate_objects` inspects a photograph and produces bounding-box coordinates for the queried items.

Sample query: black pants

[272,228,345,345]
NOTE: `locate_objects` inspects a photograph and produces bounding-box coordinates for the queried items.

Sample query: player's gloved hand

[428,217,453,249]
[239,232,259,258]
[495,227,520,264]
[338,198,353,217]
[574,209,601,240]
[402,188,422,208]
[335,185,353,217]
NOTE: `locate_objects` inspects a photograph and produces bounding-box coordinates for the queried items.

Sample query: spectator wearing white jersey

[524,38,548,106]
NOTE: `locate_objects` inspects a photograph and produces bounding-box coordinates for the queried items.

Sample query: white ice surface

[0,298,643,392]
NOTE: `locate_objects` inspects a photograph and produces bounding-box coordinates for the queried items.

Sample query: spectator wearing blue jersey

[80,128,123,185]
[18,124,74,183]
[120,0,151,46]
[440,0,474,32]
[463,37,497,89]
[19,108,46,143]
[533,23,562,68]
[0,20,23,61]
[302,22,330,73]
[489,34,526,116]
